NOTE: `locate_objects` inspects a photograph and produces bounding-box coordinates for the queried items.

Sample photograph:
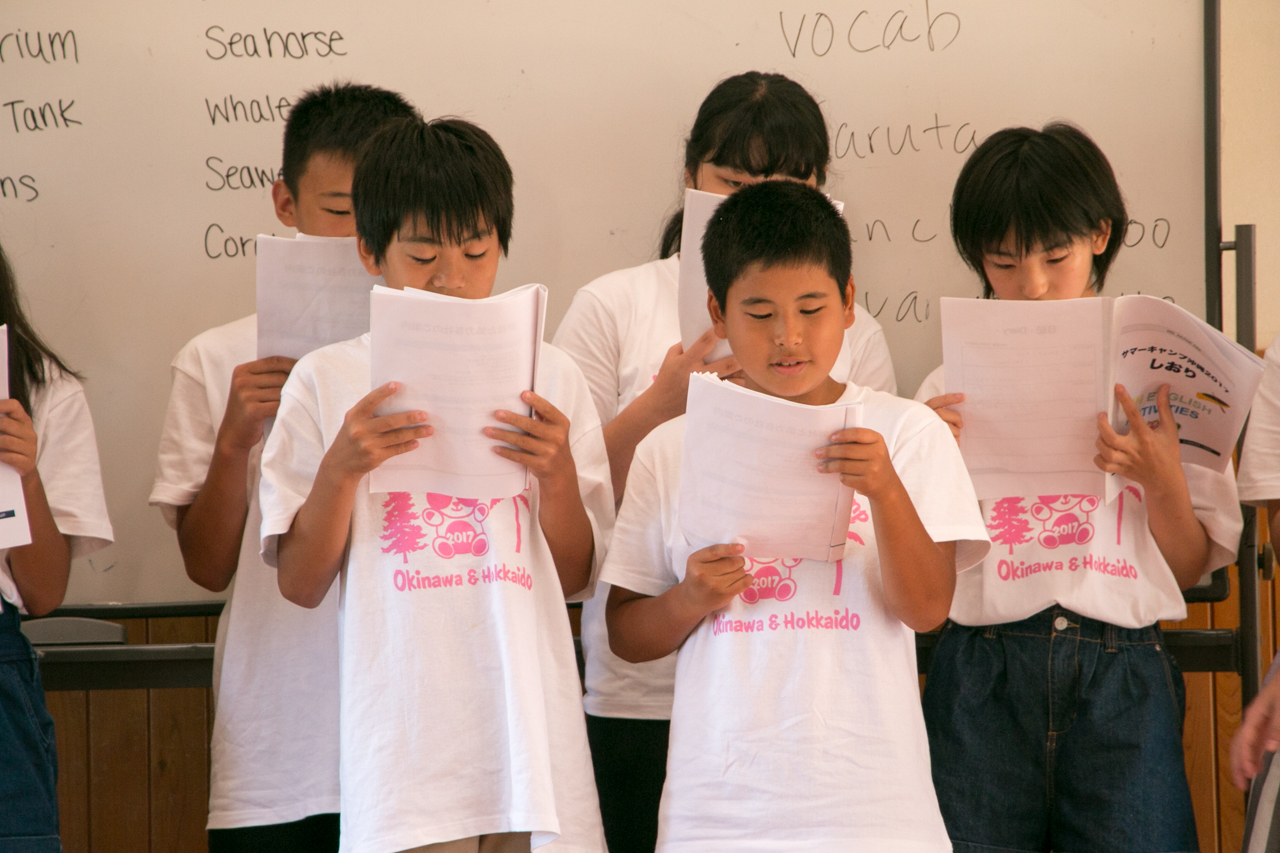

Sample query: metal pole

[1234,224,1261,708]
[1205,0,1223,329]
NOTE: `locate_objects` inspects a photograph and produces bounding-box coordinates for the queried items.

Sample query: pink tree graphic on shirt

[1115,485,1143,545]
[988,497,1033,555]
[381,492,426,563]
[511,493,531,554]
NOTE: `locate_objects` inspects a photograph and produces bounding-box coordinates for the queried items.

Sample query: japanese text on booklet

[0,326,31,550]
[256,235,378,360]
[368,283,547,497]
[942,295,1264,501]
[679,372,858,562]
[677,188,845,365]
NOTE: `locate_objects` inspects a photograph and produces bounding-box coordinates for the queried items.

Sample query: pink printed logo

[381,493,427,562]
[987,494,1101,552]
[1030,495,1100,549]
[740,558,800,604]
[422,494,491,559]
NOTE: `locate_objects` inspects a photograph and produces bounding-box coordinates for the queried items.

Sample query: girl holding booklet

[259,116,608,852]
[915,123,1241,853]
[0,238,114,851]
[551,70,897,853]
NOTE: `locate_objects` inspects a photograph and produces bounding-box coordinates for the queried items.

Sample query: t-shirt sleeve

[36,377,113,556]
[1239,336,1280,505]
[258,373,326,568]
[598,435,680,598]
[552,289,623,425]
[890,405,990,571]
[847,321,898,396]
[1186,463,1243,574]
[149,354,216,530]
[913,365,945,404]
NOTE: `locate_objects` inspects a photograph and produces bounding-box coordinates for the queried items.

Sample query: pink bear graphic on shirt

[739,558,801,604]
[421,493,492,559]
[1029,495,1101,549]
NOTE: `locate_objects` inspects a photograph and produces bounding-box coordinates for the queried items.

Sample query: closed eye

[322,208,351,216]
[408,255,437,265]
[800,307,824,315]
[746,312,772,320]
[465,250,488,259]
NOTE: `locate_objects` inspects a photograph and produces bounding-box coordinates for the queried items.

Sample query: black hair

[0,241,80,415]
[353,117,514,264]
[702,181,851,309]
[659,72,830,258]
[951,122,1127,297]
[280,82,418,197]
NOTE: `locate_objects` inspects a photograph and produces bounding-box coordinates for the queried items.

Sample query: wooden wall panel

[47,690,89,853]
[1214,566,1246,853]
[147,617,209,853]
[1169,601,1219,853]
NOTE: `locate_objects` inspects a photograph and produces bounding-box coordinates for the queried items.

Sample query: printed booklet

[679,372,859,563]
[942,295,1264,501]
[369,283,547,498]
[255,234,377,359]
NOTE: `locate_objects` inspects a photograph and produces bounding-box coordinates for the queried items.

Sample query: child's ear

[706,290,729,339]
[1092,220,1112,255]
[843,276,856,330]
[272,179,298,229]
[356,236,382,276]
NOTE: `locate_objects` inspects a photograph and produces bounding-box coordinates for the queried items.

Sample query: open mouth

[771,357,808,376]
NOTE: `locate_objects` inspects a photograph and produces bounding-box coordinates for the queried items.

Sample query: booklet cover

[0,326,31,550]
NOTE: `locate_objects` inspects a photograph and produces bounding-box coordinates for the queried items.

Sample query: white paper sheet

[368,283,547,497]
[677,188,733,362]
[678,373,858,562]
[256,235,378,360]
[942,298,1112,500]
[0,326,32,550]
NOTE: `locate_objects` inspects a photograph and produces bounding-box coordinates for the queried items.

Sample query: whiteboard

[0,0,1207,603]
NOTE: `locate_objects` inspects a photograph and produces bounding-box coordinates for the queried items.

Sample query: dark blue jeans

[922,606,1197,853]
[0,598,60,852]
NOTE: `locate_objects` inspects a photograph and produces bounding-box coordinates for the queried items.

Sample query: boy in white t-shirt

[601,180,990,852]
[259,116,608,853]
[150,83,417,852]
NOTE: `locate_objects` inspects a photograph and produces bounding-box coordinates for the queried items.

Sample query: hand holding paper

[323,382,432,483]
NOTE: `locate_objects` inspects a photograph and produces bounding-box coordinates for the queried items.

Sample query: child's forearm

[869,486,956,632]
[8,471,72,617]
[605,583,707,663]
[276,463,358,608]
[602,391,670,500]
[538,475,594,598]
[1145,476,1210,590]
[176,442,252,592]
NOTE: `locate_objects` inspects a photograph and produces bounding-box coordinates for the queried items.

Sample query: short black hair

[660,72,830,258]
[951,122,1127,297]
[353,117,514,264]
[702,181,851,309]
[281,82,418,196]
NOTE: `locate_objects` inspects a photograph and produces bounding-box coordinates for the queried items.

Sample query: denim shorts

[921,606,1197,853]
[0,598,61,853]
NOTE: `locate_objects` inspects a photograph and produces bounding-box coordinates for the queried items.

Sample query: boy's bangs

[398,167,496,247]
[706,108,821,180]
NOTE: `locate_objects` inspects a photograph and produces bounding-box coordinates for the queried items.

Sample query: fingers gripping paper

[0,326,32,549]
[369,284,547,497]
[678,373,858,563]
[255,235,378,360]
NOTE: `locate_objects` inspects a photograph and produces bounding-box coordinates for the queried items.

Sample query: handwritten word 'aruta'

[779,3,961,58]
[834,114,977,159]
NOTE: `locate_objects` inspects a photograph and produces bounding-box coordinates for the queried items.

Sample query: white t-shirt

[149,313,341,829]
[1238,334,1280,505]
[258,335,609,853]
[553,255,899,720]
[600,384,989,852]
[0,365,113,610]
[916,365,1242,627]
